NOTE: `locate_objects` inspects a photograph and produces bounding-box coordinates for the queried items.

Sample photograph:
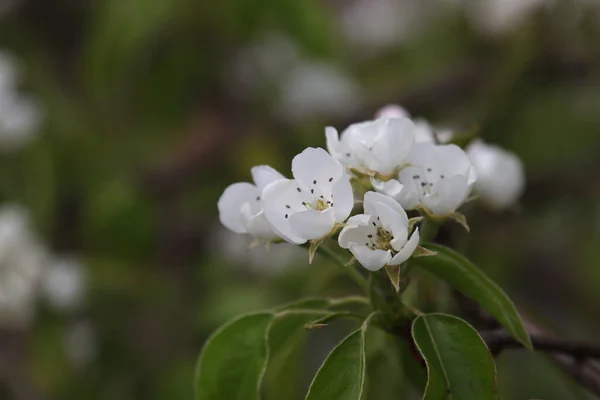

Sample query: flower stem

[419,218,441,243]
[316,244,370,293]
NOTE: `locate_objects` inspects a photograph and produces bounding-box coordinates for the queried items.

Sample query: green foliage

[412,314,497,400]
[195,312,273,400]
[413,244,532,350]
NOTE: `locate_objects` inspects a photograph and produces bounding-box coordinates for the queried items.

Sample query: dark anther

[297,188,301,192]
[365,242,369,246]
[427,168,432,172]
[346,153,351,157]
[302,202,306,206]
[331,203,334,206]
[413,175,420,180]
[329,177,333,182]
[310,189,314,194]
[372,222,376,226]
[285,214,288,219]
[313,180,317,184]
[285,205,290,208]
[256,196,260,201]
[421,182,427,187]
[320,195,324,199]
[440,174,445,179]
[367,234,373,238]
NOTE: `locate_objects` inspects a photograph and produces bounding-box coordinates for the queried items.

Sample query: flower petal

[331,174,354,222]
[375,104,409,119]
[240,204,277,240]
[369,118,415,175]
[217,182,260,234]
[373,202,408,245]
[338,214,375,249]
[262,179,312,244]
[288,208,336,241]
[423,175,469,216]
[349,244,392,271]
[251,165,285,191]
[363,191,408,227]
[291,147,344,192]
[389,228,420,265]
[370,177,404,198]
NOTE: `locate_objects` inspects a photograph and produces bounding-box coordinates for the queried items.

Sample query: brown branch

[481,329,600,360]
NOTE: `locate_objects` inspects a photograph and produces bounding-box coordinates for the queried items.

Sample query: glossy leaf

[413,244,532,349]
[412,314,497,400]
[305,314,377,400]
[195,312,273,400]
[263,310,329,400]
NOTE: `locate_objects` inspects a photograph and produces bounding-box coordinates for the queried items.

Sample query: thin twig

[481,329,600,359]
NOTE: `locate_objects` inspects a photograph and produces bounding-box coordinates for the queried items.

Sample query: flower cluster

[218,104,525,278]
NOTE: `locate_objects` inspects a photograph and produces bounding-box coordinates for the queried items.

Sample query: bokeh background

[1,0,599,398]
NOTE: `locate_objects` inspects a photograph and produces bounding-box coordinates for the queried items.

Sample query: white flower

[218,165,285,240]
[262,147,354,244]
[466,139,525,210]
[0,206,46,327]
[338,192,419,271]
[63,320,97,368]
[325,117,416,177]
[413,119,454,144]
[377,143,476,216]
[42,256,86,313]
[277,62,362,121]
[375,104,410,119]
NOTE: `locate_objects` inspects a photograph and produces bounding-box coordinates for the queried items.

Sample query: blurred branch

[457,294,600,396]
[481,329,600,360]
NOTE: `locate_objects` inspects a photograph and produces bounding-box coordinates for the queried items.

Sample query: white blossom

[375,104,410,119]
[338,192,419,271]
[42,256,86,313]
[0,206,46,327]
[277,62,362,121]
[376,143,476,216]
[466,139,525,210]
[218,165,285,241]
[63,320,97,368]
[0,51,43,152]
[326,117,416,178]
[262,147,354,244]
[413,119,454,144]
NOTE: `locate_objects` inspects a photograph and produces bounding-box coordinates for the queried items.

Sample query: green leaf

[305,314,376,400]
[195,312,274,400]
[263,310,329,400]
[412,314,497,400]
[412,244,532,350]
[275,298,333,311]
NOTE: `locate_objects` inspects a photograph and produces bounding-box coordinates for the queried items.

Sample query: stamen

[285,214,288,219]
[310,189,314,194]
[367,234,372,238]
[440,174,445,179]
[328,177,333,182]
[297,188,301,192]
[313,180,317,184]
[285,205,290,209]
[256,196,260,201]
[427,168,432,172]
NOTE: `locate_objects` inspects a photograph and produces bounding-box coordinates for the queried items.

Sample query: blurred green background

[0,0,599,398]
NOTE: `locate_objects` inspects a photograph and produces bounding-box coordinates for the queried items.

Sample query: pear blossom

[374,104,409,119]
[338,192,419,271]
[42,256,86,313]
[218,165,285,240]
[466,139,525,210]
[262,147,354,244]
[375,143,476,216]
[374,104,454,144]
[325,117,416,178]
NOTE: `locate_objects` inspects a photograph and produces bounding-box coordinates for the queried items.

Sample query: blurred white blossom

[63,320,98,368]
[467,0,552,34]
[0,206,46,328]
[0,51,43,152]
[277,62,362,121]
[42,256,87,313]
[466,139,525,210]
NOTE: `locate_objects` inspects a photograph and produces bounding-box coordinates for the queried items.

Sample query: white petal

[467,140,525,210]
[262,179,312,244]
[363,191,408,226]
[423,175,469,216]
[375,104,409,119]
[432,144,473,180]
[373,202,408,245]
[370,177,403,198]
[291,147,344,192]
[251,165,285,191]
[240,205,277,240]
[217,182,259,234]
[389,228,420,265]
[331,174,354,222]
[369,118,415,175]
[288,208,336,241]
[338,214,375,249]
[349,244,391,271]
[325,127,345,161]
[413,119,436,143]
